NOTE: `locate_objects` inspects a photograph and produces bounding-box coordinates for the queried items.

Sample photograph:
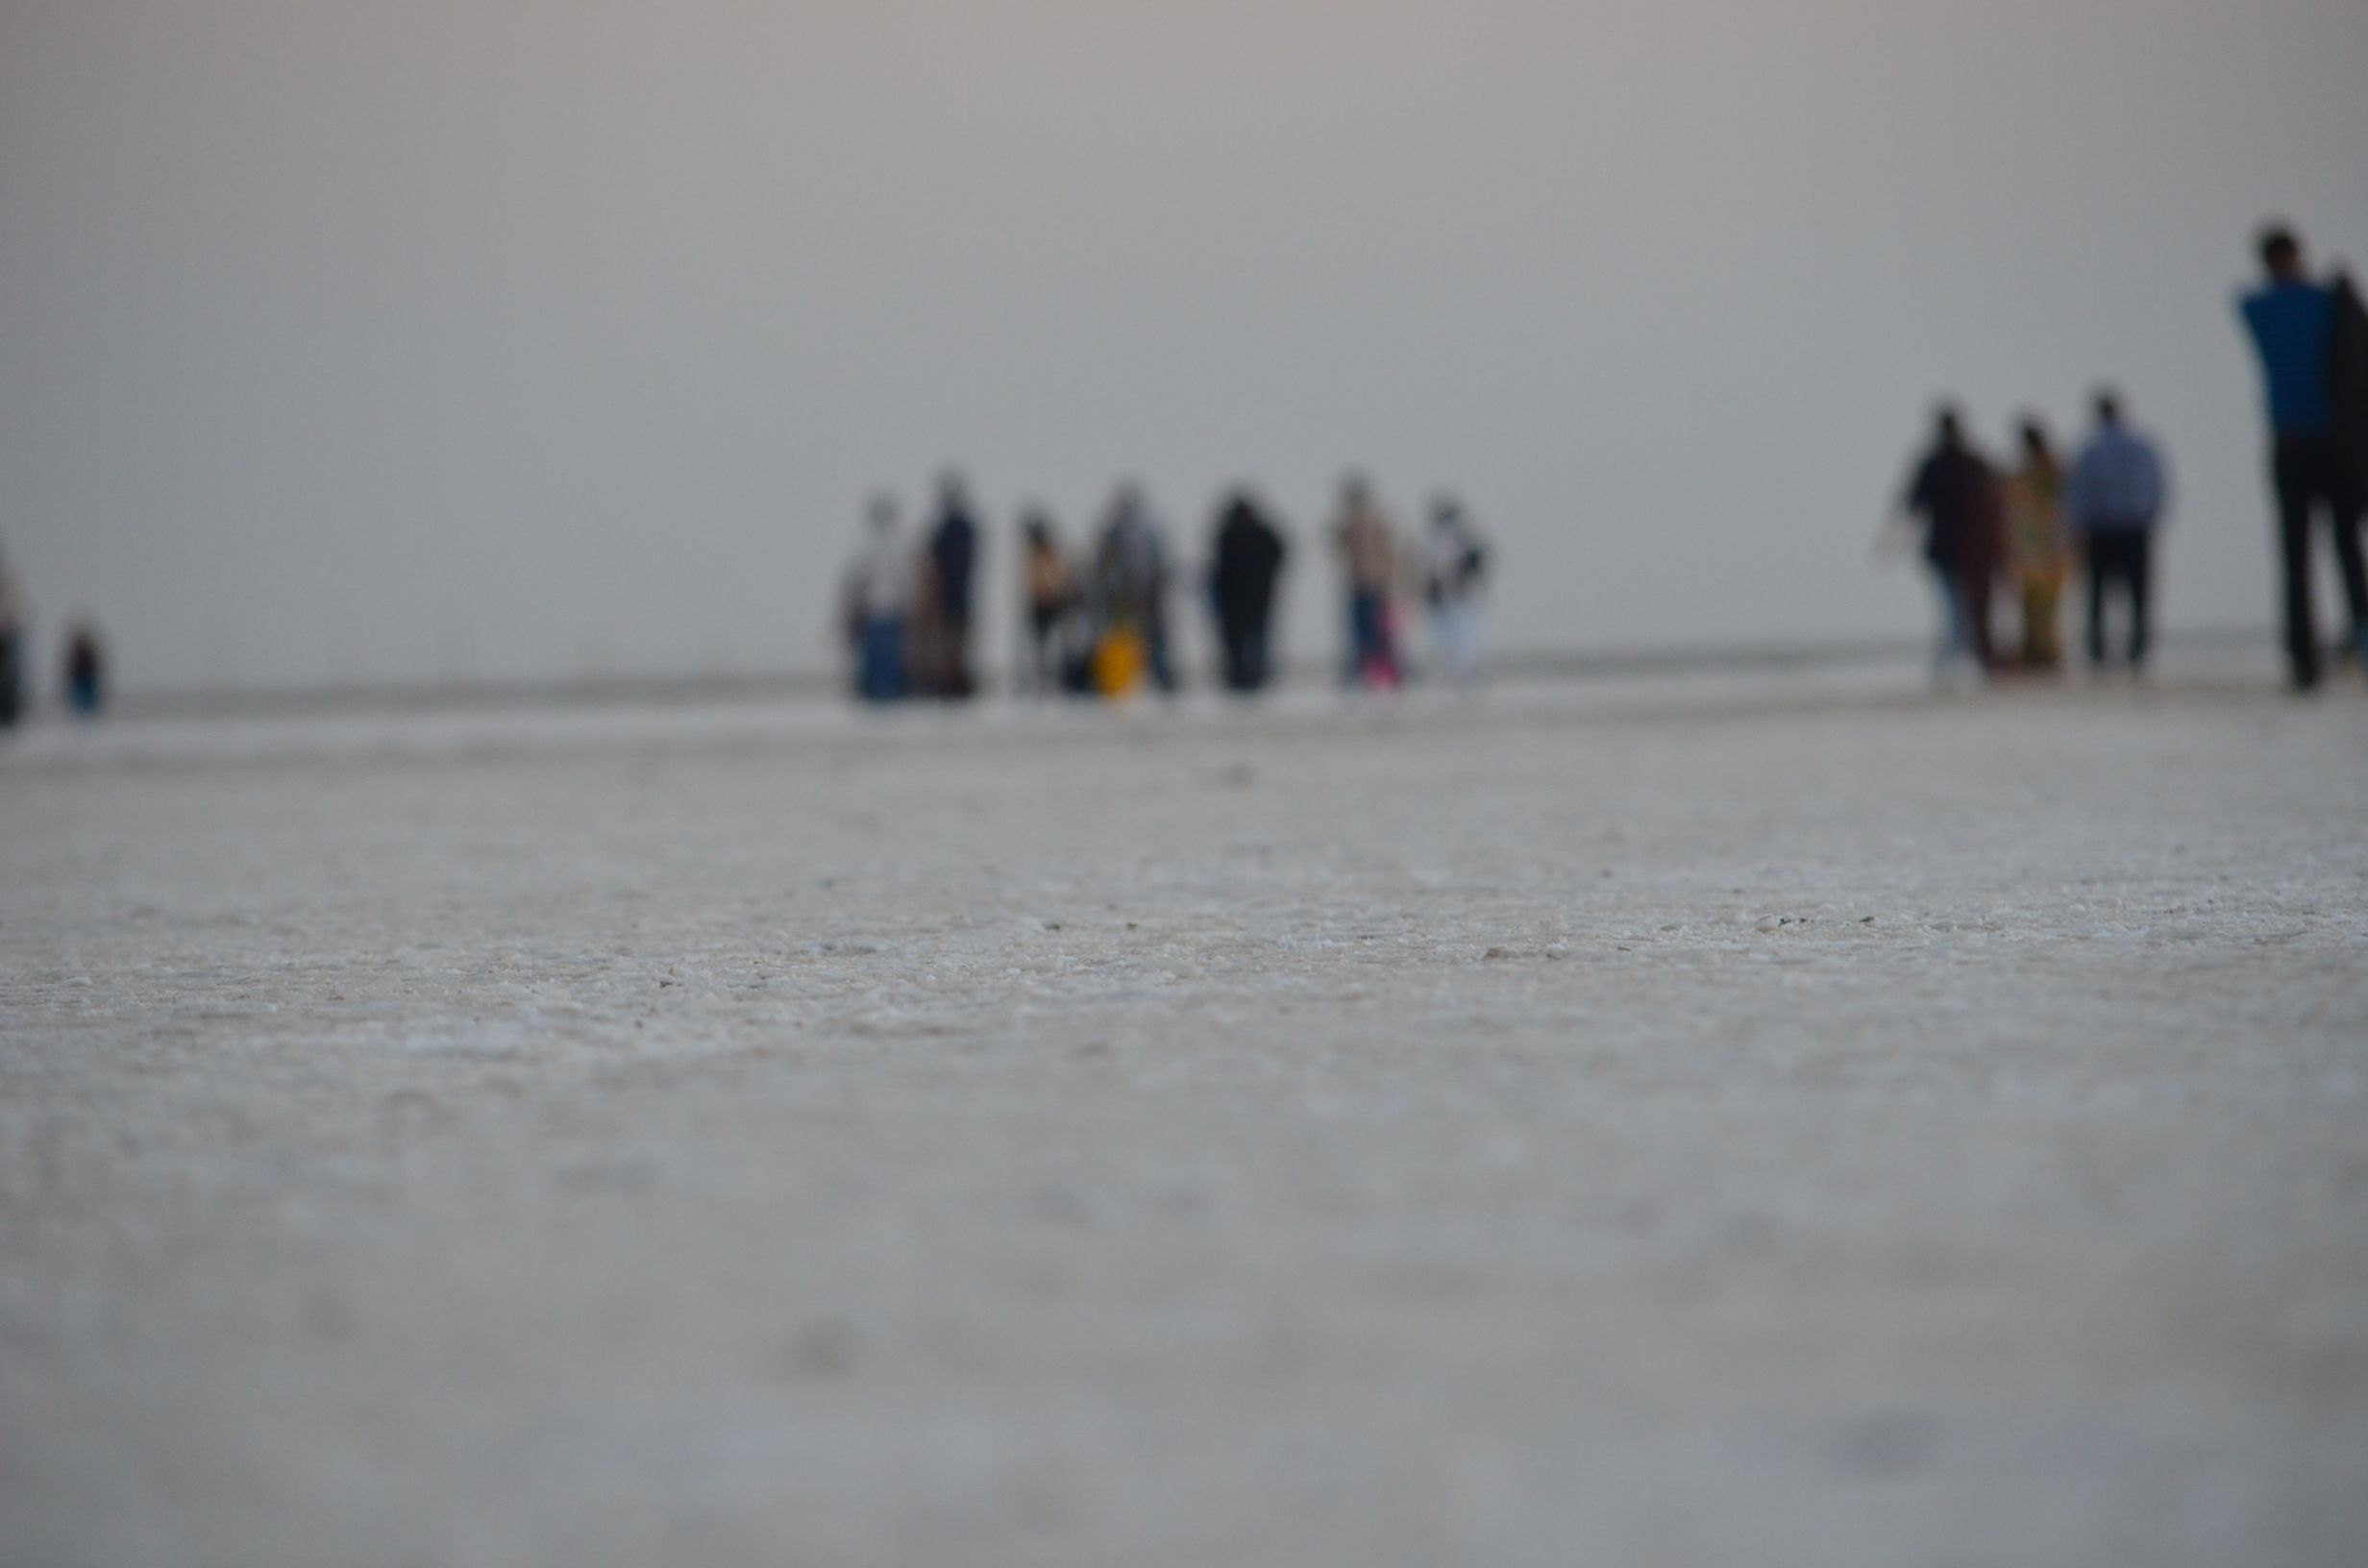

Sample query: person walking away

[1899,407,2004,680]
[2001,420,2070,670]
[2065,390,2169,673]
[1209,489,1288,693]
[1333,476,1400,689]
[2333,268,2368,527]
[2238,225,2367,690]
[1019,511,1077,698]
[1421,496,1489,687]
[62,620,105,718]
[840,495,913,702]
[926,472,980,699]
[1094,484,1177,697]
[0,544,24,728]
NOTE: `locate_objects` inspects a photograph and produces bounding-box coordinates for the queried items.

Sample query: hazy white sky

[3,0,2364,691]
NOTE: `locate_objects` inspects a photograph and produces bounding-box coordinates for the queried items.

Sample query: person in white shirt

[840,495,914,702]
[1420,497,1489,688]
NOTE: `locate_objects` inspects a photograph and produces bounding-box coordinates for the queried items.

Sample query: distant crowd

[9,222,2360,725]
[0,547,105,729]
[1889,221,2368,692]
[836,475,1490,703]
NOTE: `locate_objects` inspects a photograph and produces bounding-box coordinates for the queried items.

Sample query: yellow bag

[1092,626,1146,698]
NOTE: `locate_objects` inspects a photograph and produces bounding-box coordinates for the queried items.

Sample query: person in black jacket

[2330,270,2368,506]
[1208,489,1288,693]
[1898,406,2004,678]
[925,472,980,699]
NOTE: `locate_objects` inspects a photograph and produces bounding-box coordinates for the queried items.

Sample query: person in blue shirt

[2065,390,2169,671]
[2238,224,2365,690]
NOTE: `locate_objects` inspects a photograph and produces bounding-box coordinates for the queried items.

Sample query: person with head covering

[2001,418,2070,671]
[1208,489,1288,694]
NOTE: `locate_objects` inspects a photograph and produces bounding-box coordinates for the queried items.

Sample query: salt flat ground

[2,665,2365,1567]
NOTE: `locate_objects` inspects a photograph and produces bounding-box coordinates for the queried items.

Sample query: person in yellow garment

[2001,418,2070,671]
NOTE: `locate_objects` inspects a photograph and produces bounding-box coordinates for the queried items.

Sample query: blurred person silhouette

[62,619,105,718]
[1019,509,1080,698]
[0,542,24,728]
[1093,483,1177,698]
[1420,495,1490,688]
[1894,406,2004,681]
[2238,224,2368,690]
[1333,475,1401,689]
[2001,418,2071,671]
[840,494,913,703]
[1208,488,1287,693]
[2065,390,2168,673]
[925,472,980,699]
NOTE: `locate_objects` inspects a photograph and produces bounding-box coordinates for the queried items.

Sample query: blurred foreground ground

[3,657,2365,1566]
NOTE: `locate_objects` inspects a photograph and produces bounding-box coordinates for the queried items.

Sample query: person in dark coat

[0,543,24,729]
[2329,268,2368,540]
[1208,490,1288,693]
[1901,406,2004,677]
[925,471,980,699]
[62,619,105,718]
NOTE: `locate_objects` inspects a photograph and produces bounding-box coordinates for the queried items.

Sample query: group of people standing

[1893,220,2368,692]
[0,543,106,730]
[1894,393,2169,679]
[840,475,1491,703]
[1314,476,1490,693]
[837,476,980,702]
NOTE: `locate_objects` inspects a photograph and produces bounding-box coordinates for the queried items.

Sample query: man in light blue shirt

[2238,224,2365,690]
[2066,389,2167,671]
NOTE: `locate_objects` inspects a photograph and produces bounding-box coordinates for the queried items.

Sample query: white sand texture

[3,672,2365,1568]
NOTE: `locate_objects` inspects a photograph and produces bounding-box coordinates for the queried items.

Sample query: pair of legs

[2017,577,2063,669]
[1025,603,1073,697]
[855,615,906,702]
[2084,532,2153,669]
[1428,600,1480,685]
[935,609,975,699]
[1345,590,1398,687]
[1928,561,1996,674]
[1145,614,1177,695]
[0,630,20,726]
[1219,616,1271,692]
[2272,434,2368,687]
